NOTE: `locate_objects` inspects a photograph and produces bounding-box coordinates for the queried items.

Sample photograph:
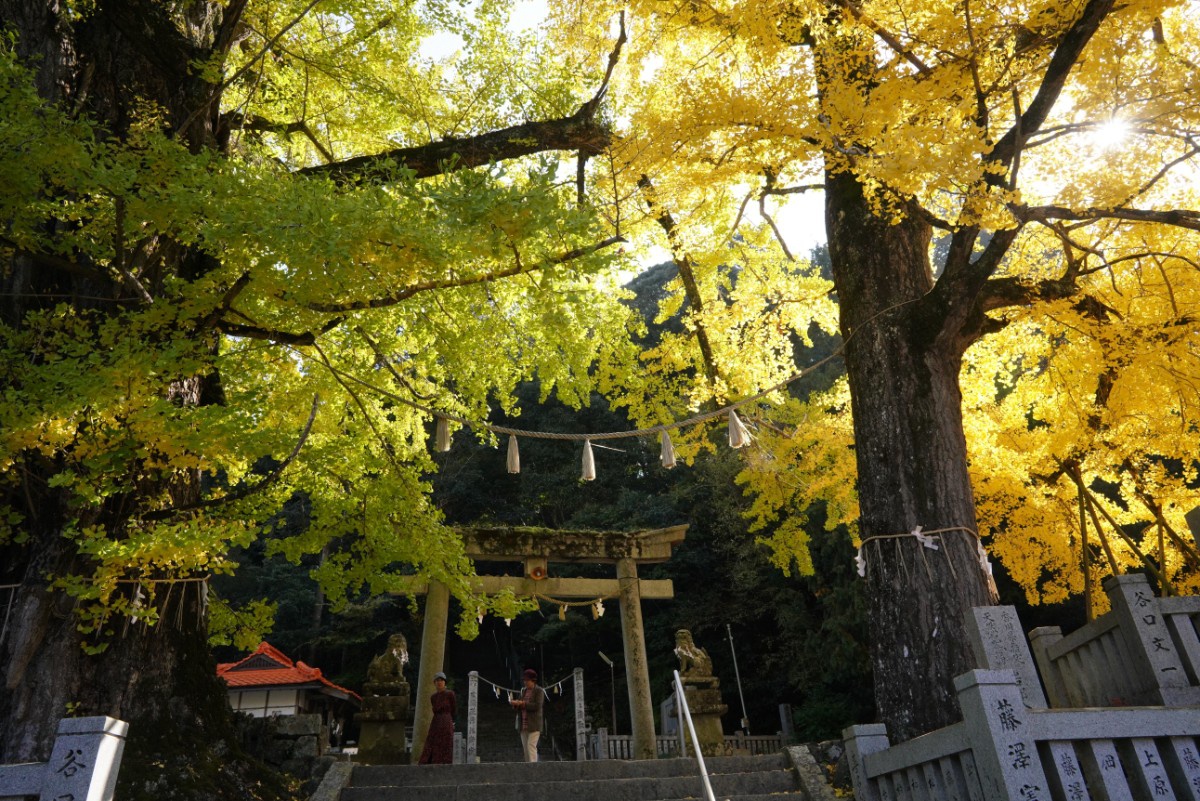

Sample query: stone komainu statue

[674,629,714,680]
[358,633,411,761]
[367,633,409,686]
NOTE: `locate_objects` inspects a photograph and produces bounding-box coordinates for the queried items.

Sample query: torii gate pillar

[617,557,656,760]
[411,579,450,763]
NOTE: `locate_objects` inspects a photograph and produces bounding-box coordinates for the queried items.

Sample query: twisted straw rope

[476,671,574,695]
[312,348,842,442]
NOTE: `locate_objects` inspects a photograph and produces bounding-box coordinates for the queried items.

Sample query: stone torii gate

[401,524,687,761]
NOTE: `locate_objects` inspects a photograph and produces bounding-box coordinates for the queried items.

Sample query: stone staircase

[339,751,814,801]
[471,687,525,762]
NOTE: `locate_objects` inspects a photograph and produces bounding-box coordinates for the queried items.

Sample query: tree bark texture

[825,170,994,742]
[0,6,270,797]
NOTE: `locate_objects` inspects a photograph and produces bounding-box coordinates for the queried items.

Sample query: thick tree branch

[299,107,612,184]
[760,183,825,197]
[923,223,1021,350]
[302,236,625,313]
[638,176,719,387]
[977,274,1080,313]
[215,315,342,344]
[987,0,1116,179]
[212,0,251,61]
[0,237,113,286]
[299,19,625,184]
[100,0,199,85]
[224,112,337,162]
[580,12,626,121]
[931,0,1119,346]
[221,0,324,96]
[759,195,795,261]
[834,0,930,75]
[1023,205,1200,231]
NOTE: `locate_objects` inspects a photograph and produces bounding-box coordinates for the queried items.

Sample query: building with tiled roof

[217,641,360,718]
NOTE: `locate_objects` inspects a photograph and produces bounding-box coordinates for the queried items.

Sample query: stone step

[351,752,789,787]
[342,768,801,801]
[341,753,802,801]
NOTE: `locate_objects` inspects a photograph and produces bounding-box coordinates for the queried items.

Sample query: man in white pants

[510,668,543,762]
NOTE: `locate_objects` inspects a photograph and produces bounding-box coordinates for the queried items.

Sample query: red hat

[522,668,537,681]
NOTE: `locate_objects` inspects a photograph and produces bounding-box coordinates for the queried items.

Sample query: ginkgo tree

[0,0,639,789]
[547,0,1200,741]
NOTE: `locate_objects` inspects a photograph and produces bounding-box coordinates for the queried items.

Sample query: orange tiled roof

[217,641,361,701]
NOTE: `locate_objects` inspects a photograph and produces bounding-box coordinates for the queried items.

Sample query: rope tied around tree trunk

[854,526,998,601]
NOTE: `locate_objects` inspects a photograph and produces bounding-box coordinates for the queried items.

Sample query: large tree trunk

[0,4,287,797]
[1,533,262,799]
[825,170,994,742]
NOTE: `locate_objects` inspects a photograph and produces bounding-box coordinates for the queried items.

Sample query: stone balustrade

[1029,574,1200,708]
[845,670,1200,801]
[845,586,1200,801]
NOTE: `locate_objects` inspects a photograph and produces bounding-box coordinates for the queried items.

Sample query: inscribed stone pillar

[967,606,1047,708]
[573,667,588,760]
[41,716,128,801]
[955,670,1051,801]
[410,578,451,763]
[1103,573,1191,705]
[617,557,656,759]
[466,671,479,764]
[842,723,890,801]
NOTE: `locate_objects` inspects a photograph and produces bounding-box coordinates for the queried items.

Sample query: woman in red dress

[417,672,457,764]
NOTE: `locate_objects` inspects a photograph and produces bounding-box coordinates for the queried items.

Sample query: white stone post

[573,668,587,761]
[969,606,1048,708]
[841,723,889,801]
[467,670,479,764]
[1104,574,1192,704]
[41,716,129,801]
[1027,626,1070,708]
[956,669,1052,801]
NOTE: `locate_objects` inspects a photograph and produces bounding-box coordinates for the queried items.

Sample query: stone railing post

[955,670,1052,801]
[593,727,610,760]
[1027,626,1069,707]
[39,716,129,801]
[841,723,889,801]
[1104,573,1192,704]
[573,668,587,761]
[0,714,132,796]
[466,670,479,764]
[968,606,1048,708]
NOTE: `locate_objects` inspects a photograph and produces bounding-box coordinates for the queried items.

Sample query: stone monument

[356,634,411,765]
[673,629,728,756]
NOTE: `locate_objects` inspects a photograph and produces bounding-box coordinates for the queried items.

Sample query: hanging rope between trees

[298,347,843,443]
[475,671,574,700]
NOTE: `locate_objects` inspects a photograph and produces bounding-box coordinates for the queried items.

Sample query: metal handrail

[673,670,716,801]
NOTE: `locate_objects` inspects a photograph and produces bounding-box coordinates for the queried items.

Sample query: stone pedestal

[355,681,410,765]
[682,679,728,757]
